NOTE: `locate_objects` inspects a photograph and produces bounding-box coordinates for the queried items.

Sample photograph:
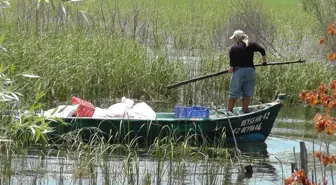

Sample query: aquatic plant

[285,23,336,185]
[0,0,333,107]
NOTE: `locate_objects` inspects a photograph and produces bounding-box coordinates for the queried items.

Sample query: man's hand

[228,66,233,73]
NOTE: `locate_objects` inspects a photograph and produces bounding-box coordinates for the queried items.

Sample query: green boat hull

[48,100,283,145]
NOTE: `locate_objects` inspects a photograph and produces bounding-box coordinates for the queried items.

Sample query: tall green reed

[0,0,329,107]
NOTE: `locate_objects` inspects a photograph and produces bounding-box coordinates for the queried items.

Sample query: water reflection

[233,141,278,183]
[2,136,336,185]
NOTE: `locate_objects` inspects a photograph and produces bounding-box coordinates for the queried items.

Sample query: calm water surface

[5,136,335,185]
[4,105,336,185]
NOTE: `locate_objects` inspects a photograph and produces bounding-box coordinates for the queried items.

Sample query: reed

[0,122,243,184]
[0,0,331,107]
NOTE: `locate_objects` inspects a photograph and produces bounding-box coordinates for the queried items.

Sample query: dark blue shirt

[229,41,266,68]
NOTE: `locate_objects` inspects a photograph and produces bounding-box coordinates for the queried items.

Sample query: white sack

[107,103,127,117]
[43,104,79,118]
[92,107,110,118]
[130,102,156,120]
[107,97,134,117]
[122,96,134,108]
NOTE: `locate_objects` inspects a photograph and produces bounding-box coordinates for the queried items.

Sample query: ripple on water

[3,136,336,185]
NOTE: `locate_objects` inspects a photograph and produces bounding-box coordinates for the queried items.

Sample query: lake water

[2,105,336,185]
[3,135,335,185]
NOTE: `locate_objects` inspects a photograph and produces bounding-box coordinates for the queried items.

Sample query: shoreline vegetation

[0,0,333,107]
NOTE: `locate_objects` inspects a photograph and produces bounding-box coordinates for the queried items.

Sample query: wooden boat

[48,94,286,145]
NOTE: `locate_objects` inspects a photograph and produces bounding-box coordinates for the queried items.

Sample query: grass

[0,0,332,107]
[0,126,242,185]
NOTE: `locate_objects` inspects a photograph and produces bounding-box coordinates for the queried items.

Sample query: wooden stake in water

[291,146,298,173]
[300,141,308,175]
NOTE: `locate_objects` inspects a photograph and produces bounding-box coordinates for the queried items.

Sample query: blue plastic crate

[174,106,209,118]
[174,106,185,118]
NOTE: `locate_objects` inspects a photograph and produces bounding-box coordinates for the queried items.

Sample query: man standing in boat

[227,30,267,114]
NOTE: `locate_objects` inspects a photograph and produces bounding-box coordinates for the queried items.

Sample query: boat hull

[48,102,282,145]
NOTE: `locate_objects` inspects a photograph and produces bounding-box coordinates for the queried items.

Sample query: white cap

[229,30,245,39]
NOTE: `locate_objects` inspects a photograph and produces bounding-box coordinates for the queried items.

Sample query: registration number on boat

[240,112,270,127]
[233,123,262,134]
[232,112,270,134]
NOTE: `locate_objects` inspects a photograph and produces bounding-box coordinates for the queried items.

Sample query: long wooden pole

[167,59,306,89]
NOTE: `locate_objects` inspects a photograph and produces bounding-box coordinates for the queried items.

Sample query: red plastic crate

[71,97,95,117]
